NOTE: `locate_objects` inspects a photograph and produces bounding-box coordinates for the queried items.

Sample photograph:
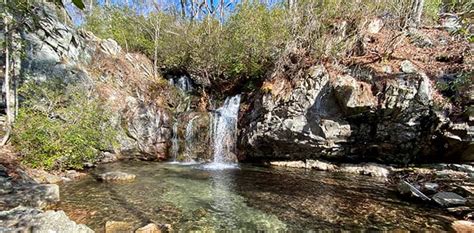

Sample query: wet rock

[340,163,391,177]
[64,170,87,181]
[99,152,119,164]
[99,171,136,182]
[433,192,467,207]
[423,182,439,193]
[0,206,93,233]
[105,221,133,233]
[398,181,431,201]
[135,223,161,233]
[452,220,474,233]
[400,60,417,74]
[367,18,384,34]
[306,160,338,171]
[28,169,63,184]
[447,206,471,216]
[270,161,306,169]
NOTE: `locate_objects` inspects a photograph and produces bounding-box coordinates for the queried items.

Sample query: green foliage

[83,2,289,82]
[12,79,117,170]
[82,0,469,88]
[436,71,473,105]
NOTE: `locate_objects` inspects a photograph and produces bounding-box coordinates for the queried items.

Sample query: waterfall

[169,75,193,93]
[170,122,179,161]
[184,116,198,160]
[205,95,241,169]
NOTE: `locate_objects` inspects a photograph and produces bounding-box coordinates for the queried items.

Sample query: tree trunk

[180,0,186,18]
[2,13,12,146]
[409,0,424,28]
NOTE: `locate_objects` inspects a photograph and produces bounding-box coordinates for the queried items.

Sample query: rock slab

[433,192,467,207]
[0,206,93,233]
[99,172,136,182]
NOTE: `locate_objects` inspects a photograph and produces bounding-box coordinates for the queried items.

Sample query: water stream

[58,162,456,232]
[206,95,241,169]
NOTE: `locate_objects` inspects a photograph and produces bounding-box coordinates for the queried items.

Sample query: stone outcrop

[241,62,473,163]
[18,3,179,160]
[0,207,93,233]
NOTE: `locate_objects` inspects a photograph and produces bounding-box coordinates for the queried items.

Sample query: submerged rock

[452,220,474,232]
[98,171,136,182]
[135,223,161,233]
[398,181,431,201]
[306,160,338,171]
[433,192,467,207]
[339,163,391,177]
[270,161,306,169]
[105,221,133,233]
[0,206,93,233]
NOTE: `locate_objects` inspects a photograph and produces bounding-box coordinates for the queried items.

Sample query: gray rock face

[18,3,174,160]
[0,184,60,210]
[0,206,93,233]
[433,192,467,207]
[98,171,136,182]
[241,63,459,163]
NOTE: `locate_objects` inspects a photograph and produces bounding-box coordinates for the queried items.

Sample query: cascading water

[205,95,241,169]
[170,122,179,161]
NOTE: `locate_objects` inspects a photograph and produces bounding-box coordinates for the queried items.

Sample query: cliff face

[18,4,180,160]
[14,5,473,164]
[239,27,473,164]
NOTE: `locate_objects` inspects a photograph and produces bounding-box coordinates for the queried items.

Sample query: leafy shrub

[12,79,117,170]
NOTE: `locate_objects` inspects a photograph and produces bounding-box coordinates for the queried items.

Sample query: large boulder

[0,206,93,233]
[241,63,470,164]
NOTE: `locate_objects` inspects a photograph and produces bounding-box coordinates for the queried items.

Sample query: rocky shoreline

[2,149,474,232]
[270,159,474,225]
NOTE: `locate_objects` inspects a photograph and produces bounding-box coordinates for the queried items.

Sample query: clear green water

[57,162,455,232]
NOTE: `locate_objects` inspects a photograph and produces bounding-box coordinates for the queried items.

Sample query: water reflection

[57,162,454,232]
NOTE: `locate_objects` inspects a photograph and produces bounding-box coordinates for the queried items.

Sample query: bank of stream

[57,161,456,232]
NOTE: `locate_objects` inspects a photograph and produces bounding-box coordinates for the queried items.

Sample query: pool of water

[57,162,455,231]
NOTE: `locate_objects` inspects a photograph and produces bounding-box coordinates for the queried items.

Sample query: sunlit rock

[98,171,136,183]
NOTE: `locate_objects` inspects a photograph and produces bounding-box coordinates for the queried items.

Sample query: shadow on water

[58,162,455,231]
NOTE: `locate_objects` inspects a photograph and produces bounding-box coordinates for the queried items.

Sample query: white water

[169,75,193,93]
[170,122,179,161]
[205,95,241,170]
